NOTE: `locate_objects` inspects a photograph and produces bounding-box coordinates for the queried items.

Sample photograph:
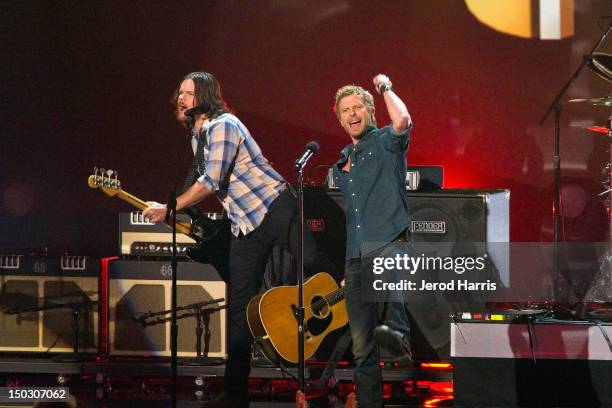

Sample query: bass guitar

[247,272,348,365]
[87,168,231,278]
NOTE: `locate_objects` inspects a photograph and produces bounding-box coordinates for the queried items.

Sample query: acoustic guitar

[247,272,348,365]
[87,168,231,278]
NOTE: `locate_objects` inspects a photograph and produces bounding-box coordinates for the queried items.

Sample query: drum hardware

[584,125,612,135]
[598,114,612,203]
[581,113,612,312]
[540,19,611,301]
[569,95,612,107]
[585,51,612,83]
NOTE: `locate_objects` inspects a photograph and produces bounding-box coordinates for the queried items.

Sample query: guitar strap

[182,129,207,194]
[180,128,208,218]
[182,124,236,214]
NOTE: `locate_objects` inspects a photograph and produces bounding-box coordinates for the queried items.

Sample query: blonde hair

[333,85,376,126]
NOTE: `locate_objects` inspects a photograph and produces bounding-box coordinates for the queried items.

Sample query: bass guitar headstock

[87,166,122,197]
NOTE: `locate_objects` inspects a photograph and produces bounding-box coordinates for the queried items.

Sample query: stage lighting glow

[421,362,453,370]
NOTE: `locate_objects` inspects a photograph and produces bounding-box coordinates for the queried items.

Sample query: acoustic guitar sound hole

[306,296,332,336]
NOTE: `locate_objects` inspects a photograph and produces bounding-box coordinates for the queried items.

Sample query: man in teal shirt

[332,74,413,408]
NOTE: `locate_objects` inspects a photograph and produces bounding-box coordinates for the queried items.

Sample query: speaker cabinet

[304,188,510,361]
[0,255,99,353]
[107,259,226,357]
[405,189,509,360]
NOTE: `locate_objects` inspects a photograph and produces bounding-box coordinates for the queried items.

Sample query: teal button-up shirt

[333,124,412,259]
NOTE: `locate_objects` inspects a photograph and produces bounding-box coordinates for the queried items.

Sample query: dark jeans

[223,189,337,396]
[344,240,411,408]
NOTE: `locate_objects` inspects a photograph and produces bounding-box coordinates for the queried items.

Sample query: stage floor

[0,355,453,407]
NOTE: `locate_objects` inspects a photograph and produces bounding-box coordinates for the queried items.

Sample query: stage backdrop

[1,0,611,256]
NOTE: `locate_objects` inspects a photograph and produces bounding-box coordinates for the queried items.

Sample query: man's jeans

[224,190,337,397]
[344,240,411,408]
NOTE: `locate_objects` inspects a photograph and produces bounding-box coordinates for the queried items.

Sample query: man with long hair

[331,74,413,408]
[144,71,335,407]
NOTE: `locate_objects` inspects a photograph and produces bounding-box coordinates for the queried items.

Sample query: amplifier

[303,188,509,361]
[406,165,444,191]
[452,321,612,407]
[118,211,222,257]
[0,255,100,353]
[326,165,443,191]
[106,259,226,358]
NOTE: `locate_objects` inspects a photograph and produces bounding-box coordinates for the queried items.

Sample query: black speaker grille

[303,188,508,361]
[0,280,39,347]
[115,284,166,351]
[42,280,97,349]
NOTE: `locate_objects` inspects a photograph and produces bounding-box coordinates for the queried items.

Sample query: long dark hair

[172,71,230,119]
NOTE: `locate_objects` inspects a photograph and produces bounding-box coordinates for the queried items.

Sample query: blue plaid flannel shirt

[193,113,286,237]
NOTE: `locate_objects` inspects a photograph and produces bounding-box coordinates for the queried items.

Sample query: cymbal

[586,52,612,83]
[569,95,612,107]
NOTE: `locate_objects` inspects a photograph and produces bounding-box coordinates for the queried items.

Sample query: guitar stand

[132,298,225,366]
[6,300,97,362]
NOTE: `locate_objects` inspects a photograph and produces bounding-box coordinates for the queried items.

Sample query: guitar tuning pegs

[106,169,114,176]
[99,168,107,186]
[93,167,101,185]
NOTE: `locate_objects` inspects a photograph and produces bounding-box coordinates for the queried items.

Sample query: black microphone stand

[157,111,202,408]
[168,190,178,408]
[295,166,306,394]
[131,298,226,365]
[538,22,612,302]
[294,145,316,394]
[5,300,97,362]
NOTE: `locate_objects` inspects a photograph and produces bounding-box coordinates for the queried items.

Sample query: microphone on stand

[292,140,320,394]
[184,102,211,118]
[294,141,319,172]
[183,103,211,131]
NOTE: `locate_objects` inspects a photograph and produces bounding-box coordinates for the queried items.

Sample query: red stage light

[420,362,453,370]
[426,380,454,394]
[100,256,118,354]
[424,396,454,407]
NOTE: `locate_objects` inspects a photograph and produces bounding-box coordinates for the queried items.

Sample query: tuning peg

[99,168,107,186]
[93,167,101,185]
[106,169,114,177]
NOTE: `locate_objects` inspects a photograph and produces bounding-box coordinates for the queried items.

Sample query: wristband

[378,82,393,95]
